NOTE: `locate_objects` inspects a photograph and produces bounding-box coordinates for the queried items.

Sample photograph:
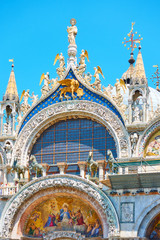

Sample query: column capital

[77,161,87,168]
[77,161,87,178]
[57,162,68,174]
[97,160,106,168]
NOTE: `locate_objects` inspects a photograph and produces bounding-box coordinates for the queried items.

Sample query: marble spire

[132,46,147,85]
[3,63,19,102]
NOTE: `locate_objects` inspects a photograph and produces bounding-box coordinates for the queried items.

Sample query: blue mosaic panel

[31,119,117,169]
[19,68,124,133]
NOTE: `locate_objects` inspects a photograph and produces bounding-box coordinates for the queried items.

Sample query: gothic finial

[151,65,160,91]
[9,59,14,70]
[3,59,19,101]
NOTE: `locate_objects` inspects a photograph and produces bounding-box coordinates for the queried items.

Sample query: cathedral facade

[0,20,160,240]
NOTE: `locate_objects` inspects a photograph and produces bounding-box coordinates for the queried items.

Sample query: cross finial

[9,59,14,70]
[151,65,160,91]
[122,22,143,53]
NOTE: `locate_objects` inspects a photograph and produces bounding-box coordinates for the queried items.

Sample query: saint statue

[67,18,77,45]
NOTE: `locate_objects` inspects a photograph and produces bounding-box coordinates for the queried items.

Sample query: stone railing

[0,186,18,196]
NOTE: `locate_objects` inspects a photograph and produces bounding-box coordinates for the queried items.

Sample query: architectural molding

[0,175,120,239]
[12,101,129,166]
[138,120,160,156]
[137,198,160,237]
[43,231,85,240]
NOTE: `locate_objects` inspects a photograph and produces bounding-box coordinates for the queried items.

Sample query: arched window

[31,118,117,173]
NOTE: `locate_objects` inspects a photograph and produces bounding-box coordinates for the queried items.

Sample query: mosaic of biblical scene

[147,213,160,239]
[145,131,160,157]
[24,196,102,238]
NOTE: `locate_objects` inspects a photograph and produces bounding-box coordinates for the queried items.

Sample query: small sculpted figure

[91,66,104,91]
[40,72,51,97]
[31,92,38,106]
[67,18,77,45]
[77,50,89,76]
[54,53,66,79]
[20,90,31,115]
[4,141,12,165]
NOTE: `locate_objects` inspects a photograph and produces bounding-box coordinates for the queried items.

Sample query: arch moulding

[0,175,120,239]
[138,119,160,156]
[136,198,160,237]
[13,100,129,165]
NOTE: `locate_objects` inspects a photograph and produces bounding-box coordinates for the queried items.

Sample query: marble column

[57,162,68,174]
[77,161,86,178]
[97,160,106,181]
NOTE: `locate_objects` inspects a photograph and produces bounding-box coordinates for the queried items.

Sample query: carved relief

[0,176,119,238]
[13,101,129,165]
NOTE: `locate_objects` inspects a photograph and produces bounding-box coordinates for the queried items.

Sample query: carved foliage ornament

[13,101,129,165]
[0,176,119,238]
[43,231,85,240]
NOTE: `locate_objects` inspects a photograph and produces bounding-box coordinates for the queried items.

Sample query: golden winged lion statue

[52,78,84,99]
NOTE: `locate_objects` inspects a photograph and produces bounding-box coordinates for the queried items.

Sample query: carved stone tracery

[13,101,129,166]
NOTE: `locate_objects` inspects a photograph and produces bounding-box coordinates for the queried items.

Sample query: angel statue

[91,66,104,91]
[31,92,38,106]
[51,77,58,89]
[67,18,77,45]
[54,53,66,79]
[102,84,113,99]
[77,50,89,76]
[113,79,126,107]
[40,72,51,98]
[20,90,31,115]
[83,72,92,85]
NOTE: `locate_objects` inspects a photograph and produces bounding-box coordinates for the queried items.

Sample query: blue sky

[0,0,160,100]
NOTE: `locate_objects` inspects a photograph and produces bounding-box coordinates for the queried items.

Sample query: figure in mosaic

[24,196,102,238]
[146,134,160,157]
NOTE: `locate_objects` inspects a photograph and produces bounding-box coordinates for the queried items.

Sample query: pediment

[18,66,124,133]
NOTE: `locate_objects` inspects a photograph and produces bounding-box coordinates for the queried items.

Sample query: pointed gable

[18,66,124,133]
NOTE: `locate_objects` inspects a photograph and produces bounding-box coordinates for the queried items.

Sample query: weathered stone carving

[43,231,85,240]
[0,176,119,238]
[130,132,139,157]
[3,141,13,165]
